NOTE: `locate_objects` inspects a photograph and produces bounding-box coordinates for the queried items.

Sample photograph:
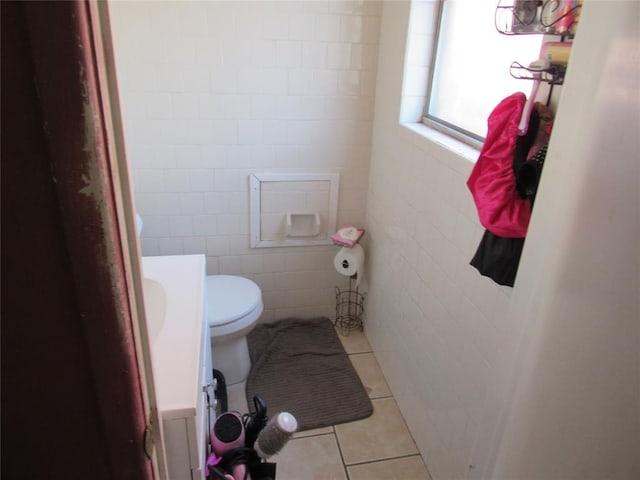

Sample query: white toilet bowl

[206,275,263,385]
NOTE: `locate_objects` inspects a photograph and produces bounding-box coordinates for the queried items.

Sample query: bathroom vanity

[142,255,214,480]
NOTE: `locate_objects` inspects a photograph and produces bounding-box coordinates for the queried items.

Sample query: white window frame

[423,0,482,148]
[421,0,543,148]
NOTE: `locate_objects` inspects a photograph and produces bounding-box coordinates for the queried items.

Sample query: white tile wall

[363,2,517,480]
[109,0,381,321]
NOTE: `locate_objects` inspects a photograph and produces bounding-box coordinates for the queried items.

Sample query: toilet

[206,275,263,385]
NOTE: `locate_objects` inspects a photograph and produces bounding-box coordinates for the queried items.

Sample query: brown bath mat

[245,317,373,431]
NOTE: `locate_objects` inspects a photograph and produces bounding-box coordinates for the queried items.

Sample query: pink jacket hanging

[467,92,531,238]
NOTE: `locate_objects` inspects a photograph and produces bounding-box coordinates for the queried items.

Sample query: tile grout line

[369,393,393,400]
[291,428,335,441]
[331,423,351,480]
[346,351,374,356]
[344,452,426,468]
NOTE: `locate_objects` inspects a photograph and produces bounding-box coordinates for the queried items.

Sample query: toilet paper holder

[334,278,364,336]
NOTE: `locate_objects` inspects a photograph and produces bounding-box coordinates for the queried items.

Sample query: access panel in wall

[249,172,339,248]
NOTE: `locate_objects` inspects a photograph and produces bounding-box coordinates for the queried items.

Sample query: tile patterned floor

[226,327,433,480]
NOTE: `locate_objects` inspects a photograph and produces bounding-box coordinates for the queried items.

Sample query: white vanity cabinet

[142,255,214,480]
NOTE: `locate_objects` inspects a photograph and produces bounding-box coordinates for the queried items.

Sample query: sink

[141,255,210,479]
[142,277,166,344]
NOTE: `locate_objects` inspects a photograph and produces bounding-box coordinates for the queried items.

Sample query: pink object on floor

[205,451,222,477]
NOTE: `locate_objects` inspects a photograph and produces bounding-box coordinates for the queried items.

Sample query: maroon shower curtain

[2,2,154,478]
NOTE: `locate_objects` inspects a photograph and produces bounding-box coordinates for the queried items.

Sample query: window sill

[399,121,480,174]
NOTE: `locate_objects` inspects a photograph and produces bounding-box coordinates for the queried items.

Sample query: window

[425,0,542,144]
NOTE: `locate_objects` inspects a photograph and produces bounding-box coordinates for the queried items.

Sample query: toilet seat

[206,275,262,327]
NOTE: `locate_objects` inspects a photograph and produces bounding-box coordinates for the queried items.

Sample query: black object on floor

[213,368,228,414]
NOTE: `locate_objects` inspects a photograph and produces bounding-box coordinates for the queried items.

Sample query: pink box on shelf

[331,224,365,247]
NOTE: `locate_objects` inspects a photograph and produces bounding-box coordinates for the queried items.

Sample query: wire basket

[334,284,365,336]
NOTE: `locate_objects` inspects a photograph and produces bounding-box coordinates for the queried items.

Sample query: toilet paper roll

[333,244,365,278]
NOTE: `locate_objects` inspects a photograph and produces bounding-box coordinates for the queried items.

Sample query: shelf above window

[495,0,582,37]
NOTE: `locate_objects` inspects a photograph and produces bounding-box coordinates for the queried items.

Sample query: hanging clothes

[514,100,553,207]
[470,231,525,287]
[468,94,551,287]
[466,92,532,238]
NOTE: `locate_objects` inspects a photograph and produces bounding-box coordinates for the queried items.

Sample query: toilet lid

[206,275,262,327]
